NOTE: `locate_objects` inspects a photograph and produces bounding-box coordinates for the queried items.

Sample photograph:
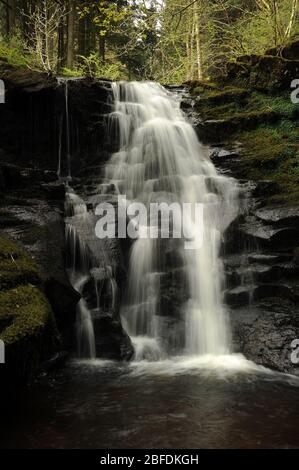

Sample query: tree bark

[67,0,75,69]
[194,2,203,80]
[99,35,106,63]
[6,0,16,36]
[58,16,65,71]
[285,0,298,38]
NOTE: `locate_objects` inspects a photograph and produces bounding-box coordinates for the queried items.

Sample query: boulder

[92,313,134,361]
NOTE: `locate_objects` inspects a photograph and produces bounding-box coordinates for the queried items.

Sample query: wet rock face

[214,144,299,373]
[0,68,113,175]
[93,314,134,361]
[0,69,136,366]
[231,299,299,373]
[0,171,80,347]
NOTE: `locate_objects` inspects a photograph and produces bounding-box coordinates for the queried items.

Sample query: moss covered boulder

[0,236,41,290]
[0,236,59,386]
[224,40,299,91]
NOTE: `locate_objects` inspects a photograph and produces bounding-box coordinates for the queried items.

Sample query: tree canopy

[0,0,298,82]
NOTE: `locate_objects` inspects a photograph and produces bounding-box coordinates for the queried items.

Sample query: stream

[1,358,299,449]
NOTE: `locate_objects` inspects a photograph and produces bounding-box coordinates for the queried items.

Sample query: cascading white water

[65,188,96,359]
[107,81,239,359]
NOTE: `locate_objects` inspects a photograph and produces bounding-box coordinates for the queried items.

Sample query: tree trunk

[189,15,195,80]
[194,2,203,81]
[285,0,298,38]
[67,0,75,69]
[58,17,65,71]
[78,16,86,57]
[99,36,106,63]
[6,0,16,36]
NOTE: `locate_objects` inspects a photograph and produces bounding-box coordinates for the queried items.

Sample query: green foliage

[78,52,128,79]
[78,1,128,37]
[0,37,35,68]
[61,67,83,78]
[250,93,299,119]
[149,0,299,82]
[62,51,128,80]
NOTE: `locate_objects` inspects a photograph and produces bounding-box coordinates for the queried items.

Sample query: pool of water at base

[1,355,299,449]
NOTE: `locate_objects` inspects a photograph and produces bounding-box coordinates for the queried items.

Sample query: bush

[0,36,36,68]
[62,51,128,80]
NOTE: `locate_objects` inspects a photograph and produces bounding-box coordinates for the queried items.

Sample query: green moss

[0,285,53,345]
[195,87,298,122]
[234,120,299,204]
[0,284,59,382]
[189,80,217,94]
[190,79,299,205]
[0,236,42,290]
[0,236,59,382]
[0,41,34,68]
[249,92,299,119]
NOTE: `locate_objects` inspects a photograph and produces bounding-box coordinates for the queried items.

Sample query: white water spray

[65,188,96,359]
[107,82,239,359]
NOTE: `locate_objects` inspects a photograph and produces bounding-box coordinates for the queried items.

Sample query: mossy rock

[188,80,217,95]
[233,120,299,204]
[0,285,54,344]
[196,108,280,142]
[0,237,59,384]
[194,86,249,106]
[224,40,299,91]
[0,285,59,382]
[0,236,42,290]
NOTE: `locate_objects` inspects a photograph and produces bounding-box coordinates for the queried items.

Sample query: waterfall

[65,188,96,359]
[107,81,239,359]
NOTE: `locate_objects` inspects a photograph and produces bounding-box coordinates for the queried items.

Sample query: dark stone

[252,181,281,198]
[231,298,299,373]
[45,278,81,330]
[40,182,66,200]
[226,216,299,252]
[0,66,113,176]
[180,98,193,110]
[248,253,292,265]
[253,284,295,302]
[38,351,69,372]
[210,148,239,162]
[254,206,299,229]
[158,295,182,318]
[225,286,251,307]
[93,313,134,361]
